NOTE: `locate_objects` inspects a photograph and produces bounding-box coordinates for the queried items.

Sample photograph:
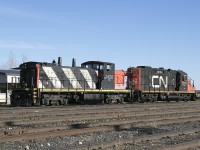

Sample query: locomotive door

[175,72,181,91]
[96,63,115,89]
[96,69,104,89]
[100,63,115,89]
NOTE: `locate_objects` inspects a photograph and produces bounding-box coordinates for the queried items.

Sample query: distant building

[0,70,20,105]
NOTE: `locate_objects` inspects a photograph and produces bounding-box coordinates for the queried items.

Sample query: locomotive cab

[81,61,115,89]
[18,62,40,88]
[176,70,188,91]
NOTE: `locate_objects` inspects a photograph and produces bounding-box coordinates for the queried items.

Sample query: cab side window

[107,64,111,71]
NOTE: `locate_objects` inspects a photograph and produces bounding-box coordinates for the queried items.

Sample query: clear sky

[0,0,200,89]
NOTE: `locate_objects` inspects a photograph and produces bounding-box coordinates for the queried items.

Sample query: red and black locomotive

[126,66,196,102]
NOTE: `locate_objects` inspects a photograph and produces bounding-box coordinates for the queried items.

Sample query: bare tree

[0,52,29,69]
[6,51,17,69]
[0,51,18,69]
[21,54,29,63]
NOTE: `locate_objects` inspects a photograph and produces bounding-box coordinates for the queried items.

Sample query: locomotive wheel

[183,97,188,102]
[104,98,111,104]
[153,97,157,103]
[25,99,32,107]
[148,98,153,103]
[45,99,50,106]
[63,99,68,105]
[138,95,147,103]
[137,97,144,103]
[117,98,124,104]
[120,98,124,103]
[129,98,133,103]
[176,98,180,102]
[11,99,18,107]
[166,96,170,102]
[55,101,60,106]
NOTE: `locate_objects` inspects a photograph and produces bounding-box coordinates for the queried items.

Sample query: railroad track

[1,101,200,149]
[1,112,200,142]
[1,115,200,143]
[1,102,200,122]
[71,128,200,150]
[1,108,200,127]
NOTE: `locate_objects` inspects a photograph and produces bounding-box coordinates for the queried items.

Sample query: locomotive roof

[18,61,53,68]
[19,61,115,69]
[21,61,114,66]
[135,66,187,75]
[81,61,114,65]
[19,61,73,68]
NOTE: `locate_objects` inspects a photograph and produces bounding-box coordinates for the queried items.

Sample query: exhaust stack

[72,58,76,67]
[58,57,62,66]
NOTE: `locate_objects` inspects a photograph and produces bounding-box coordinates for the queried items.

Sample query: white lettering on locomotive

[152,75,168,88]
[104,75,113,81]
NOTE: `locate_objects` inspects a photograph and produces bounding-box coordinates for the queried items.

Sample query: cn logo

[152,75,168,88]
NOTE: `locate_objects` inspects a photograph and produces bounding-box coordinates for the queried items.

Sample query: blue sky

[0,0,200,89]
